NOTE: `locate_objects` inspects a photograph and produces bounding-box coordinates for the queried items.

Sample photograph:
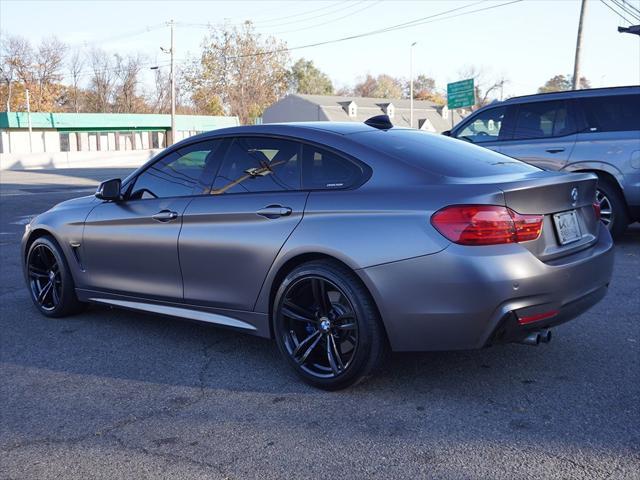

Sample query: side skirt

[77,289,270,337]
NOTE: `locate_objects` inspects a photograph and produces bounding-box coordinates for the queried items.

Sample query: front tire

[25,236,85,318]
[596,177,629,240]
[273,260,387,390]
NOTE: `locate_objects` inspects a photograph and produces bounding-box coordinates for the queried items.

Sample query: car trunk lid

[496,171,600,261]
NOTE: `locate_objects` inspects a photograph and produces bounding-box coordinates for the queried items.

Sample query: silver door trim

[88,297,257,331]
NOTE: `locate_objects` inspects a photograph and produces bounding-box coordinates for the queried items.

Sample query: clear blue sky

[1,0,639,98]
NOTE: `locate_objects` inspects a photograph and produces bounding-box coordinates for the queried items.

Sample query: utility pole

[26,89,33,153]
[169,19,176,145]
[409,42,417,128]
[572,0,588,90]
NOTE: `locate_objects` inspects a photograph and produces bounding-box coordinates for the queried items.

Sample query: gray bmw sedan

[22,116,614,389]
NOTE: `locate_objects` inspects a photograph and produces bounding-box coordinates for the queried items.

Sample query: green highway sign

[447,79,475,109]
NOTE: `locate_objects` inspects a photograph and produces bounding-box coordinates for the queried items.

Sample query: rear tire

[273,260,387,390]
[25,236,85,318]
[596,177,629,240]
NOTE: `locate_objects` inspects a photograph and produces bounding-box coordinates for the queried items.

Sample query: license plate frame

[553,210,582,245]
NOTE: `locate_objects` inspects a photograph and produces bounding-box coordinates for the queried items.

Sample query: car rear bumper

[358,223,614,352]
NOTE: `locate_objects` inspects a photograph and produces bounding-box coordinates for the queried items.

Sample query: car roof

[188,122,377,142]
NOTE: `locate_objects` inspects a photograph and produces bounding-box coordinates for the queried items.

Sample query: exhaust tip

[539,329,552,344]
[519,332,541,346]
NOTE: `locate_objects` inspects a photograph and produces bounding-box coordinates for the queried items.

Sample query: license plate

[553,210,581,245]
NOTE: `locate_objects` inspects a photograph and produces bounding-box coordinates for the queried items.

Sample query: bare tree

[113,53,146,112]
[33,36,66,110]
[68,49,84,113]
[457,66,508,108]
[0,35,34,111]
[86,48,114,112]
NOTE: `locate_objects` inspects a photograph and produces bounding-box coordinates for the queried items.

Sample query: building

[0,112,238,170]
[262,94,464,132]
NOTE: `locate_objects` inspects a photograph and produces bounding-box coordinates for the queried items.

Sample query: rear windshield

[351,129,540,178]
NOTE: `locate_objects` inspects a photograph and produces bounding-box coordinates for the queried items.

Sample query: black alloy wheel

[281,276,358,378]
[28,243,62,312]
[273,260,386,390]
[26,236,84,317]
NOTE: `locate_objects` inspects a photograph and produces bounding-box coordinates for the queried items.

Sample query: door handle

[256,205,292,219]
[152,210,178,222]
[545,148,565,153]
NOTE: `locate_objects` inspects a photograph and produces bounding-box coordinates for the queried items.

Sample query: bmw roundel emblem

[571,187,578,206]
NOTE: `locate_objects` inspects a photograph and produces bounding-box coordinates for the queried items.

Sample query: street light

[618,25,640,35]
[410,42,417,129]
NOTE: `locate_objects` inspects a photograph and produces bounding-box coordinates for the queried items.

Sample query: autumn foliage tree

[183,21,290,124]
[538,74,591,93]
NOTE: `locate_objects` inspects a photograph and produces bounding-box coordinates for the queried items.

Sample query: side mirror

[95,178,122,201]
[442,130,452,137]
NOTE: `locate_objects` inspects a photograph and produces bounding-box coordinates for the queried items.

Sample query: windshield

[351,129,540,178]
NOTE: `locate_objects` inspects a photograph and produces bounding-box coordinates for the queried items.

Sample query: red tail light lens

[431,205,543,245]
[592,202,601,221]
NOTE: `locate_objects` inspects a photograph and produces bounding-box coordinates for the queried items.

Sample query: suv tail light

[431,205,543,245]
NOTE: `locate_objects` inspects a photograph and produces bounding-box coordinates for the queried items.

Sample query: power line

[270,1,384,35]
[600,0,635,23]
[174,1,365,30]
[226,0,522,59]
[621,0,640,16]
[610,0,640,20]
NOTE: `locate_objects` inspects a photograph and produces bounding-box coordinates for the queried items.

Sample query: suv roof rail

[508,85,639,102]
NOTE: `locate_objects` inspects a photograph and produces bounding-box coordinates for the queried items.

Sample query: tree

[538,74,590,93]
[0,34,67,112]
[85,49,115,112]
[183,21,290,123]
[32,36,66,111]
[288,58,333,95]
[404,74,444,104]
[0,35,34,111]
[68,49,84,113]
[113,53,146,113]
[353,74,403,99]
[457,66,507,108]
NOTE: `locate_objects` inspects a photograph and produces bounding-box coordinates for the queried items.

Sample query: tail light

[592,202,601,221]
[431,205,543,246]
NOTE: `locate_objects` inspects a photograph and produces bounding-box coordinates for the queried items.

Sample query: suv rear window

[352,129,540,178]
[579,94,640,132]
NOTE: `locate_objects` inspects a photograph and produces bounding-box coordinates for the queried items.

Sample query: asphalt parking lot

[1,168,639,479]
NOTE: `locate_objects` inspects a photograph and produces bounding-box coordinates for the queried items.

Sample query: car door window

[302,145,363,189]
[210,137,301,194]
[579,94,640,132]
[456,106,507,143]
[129,140,224,200]
[512,101,575,140]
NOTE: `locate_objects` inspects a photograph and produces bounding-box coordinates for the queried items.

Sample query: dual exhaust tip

[518,329,552,346]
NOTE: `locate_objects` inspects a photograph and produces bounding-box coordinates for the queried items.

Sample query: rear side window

[579,94,640,132]
[301,145,363,189]
[512,100,575,140]
[210,137,301,194]
[352,129,540,178]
